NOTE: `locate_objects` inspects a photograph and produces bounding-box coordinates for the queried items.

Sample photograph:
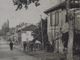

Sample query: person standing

[29,43,34,52]
[9,41,13,50]
[23,42,27,51]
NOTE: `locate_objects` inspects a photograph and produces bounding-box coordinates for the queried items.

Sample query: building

[22,24,36,41]
[44,0,80,53]
[16,23,36,45]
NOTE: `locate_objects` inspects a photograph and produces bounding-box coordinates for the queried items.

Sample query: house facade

[16,24,36,45]
[44,0,66,53]
[44,0,80,53]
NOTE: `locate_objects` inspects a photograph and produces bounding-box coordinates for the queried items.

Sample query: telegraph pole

[66,0,74,60]
[40,15,44,49]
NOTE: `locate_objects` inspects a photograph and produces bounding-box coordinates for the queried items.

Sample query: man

[23,41,27,51]
[9,41,13,50]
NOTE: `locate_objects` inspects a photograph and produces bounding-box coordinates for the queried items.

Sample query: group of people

[9,41,34,51]
[23,41,34,52]
[8,40,40,52]
[9,40,53,52]
[45,41,54,52]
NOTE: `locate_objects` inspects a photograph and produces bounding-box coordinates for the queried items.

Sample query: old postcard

[0,0,80,60]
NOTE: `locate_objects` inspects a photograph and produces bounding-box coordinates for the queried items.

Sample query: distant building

[16,23,36,45]
[21,24,36,42]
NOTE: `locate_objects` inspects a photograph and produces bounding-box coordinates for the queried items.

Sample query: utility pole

[66,0,74,60]
[40,15,44,49]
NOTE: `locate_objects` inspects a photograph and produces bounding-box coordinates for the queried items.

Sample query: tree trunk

[67,25,74,60]
[66,0,74,60]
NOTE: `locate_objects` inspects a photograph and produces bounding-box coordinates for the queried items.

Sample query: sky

[0,0,58,29]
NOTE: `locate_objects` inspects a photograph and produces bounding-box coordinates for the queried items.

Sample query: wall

[26,31,34,42]
[47,8,68,53]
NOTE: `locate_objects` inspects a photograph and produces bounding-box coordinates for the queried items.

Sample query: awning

[35,40,41,44]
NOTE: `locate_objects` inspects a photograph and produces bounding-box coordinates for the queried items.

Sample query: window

[50,12,59,26]
[55,12,59,26]
[50,13,53,26]
[65,14,68,22]
[53,14,56,26]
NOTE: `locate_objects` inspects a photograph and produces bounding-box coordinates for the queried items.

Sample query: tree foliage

[32,18,48,47]
[13,0,40,11]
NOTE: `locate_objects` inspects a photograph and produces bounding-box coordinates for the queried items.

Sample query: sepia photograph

[0,0,80,60]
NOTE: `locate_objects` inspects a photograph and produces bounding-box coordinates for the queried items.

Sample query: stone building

[44,0,80,53]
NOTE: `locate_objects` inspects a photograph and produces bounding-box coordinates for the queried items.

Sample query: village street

[0,38,39,60]
[0,0,80,60]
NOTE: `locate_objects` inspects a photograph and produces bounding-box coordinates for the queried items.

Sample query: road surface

[0,39,39,60]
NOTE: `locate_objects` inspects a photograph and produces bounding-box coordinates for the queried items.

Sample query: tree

[66,0,74,60]
[41,18,48,48]
[32,18,48,48]
[1,20,9,35]
[13,0,40,11]
[66,0,80,60]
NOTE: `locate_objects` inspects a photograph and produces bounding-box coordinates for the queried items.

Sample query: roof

[44,1,66,13]
[44,1,80,13]
[22,24,37,31]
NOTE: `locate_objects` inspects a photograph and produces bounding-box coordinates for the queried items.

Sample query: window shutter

[55,12,59,26]
[50,13,53,26]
